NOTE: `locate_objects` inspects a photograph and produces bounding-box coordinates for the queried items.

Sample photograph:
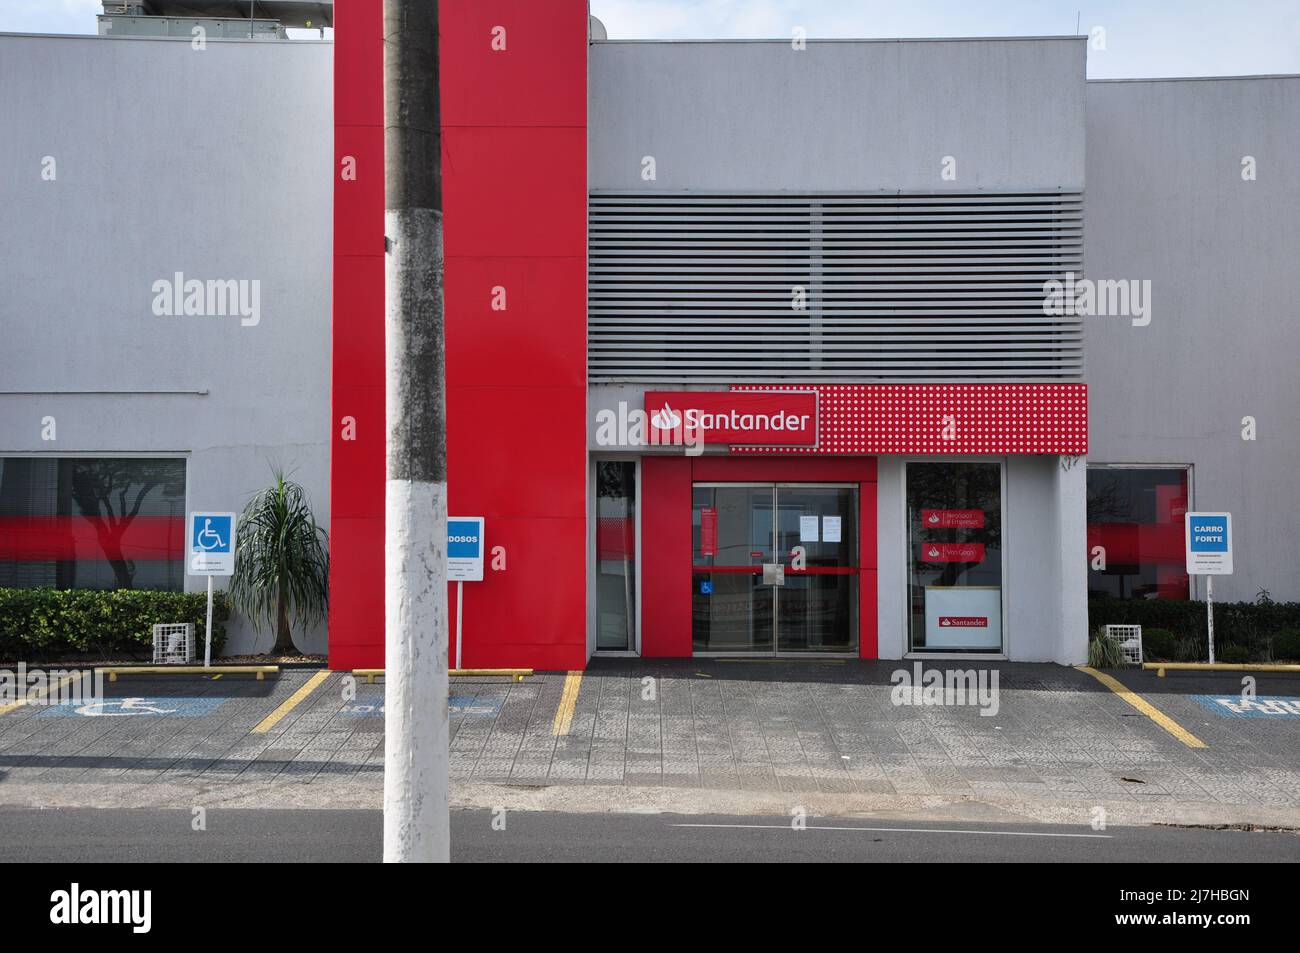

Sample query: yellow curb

[100,665,279,682]
[552,671,582,737]
[0,672,87,716]
[1144,662,1300,677]
[1078,666,1207,749]
[251,670,332,734]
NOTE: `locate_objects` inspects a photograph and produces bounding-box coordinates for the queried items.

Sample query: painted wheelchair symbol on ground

[1191,695,1300,719]
[39,696,227,718]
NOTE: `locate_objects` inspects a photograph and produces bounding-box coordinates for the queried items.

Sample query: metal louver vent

[588,192,1084,382]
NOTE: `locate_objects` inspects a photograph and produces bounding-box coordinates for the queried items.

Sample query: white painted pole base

[383,478,450,863]
[204,575,213,668]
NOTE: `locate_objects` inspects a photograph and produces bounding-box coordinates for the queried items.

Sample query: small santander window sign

[921,542,985,564]
[939,616,988,628]
[645,391,817,446]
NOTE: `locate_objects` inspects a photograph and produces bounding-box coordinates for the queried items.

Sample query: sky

[2,0,1299,78]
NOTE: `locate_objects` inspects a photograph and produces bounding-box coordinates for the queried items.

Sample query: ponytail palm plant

[230,471,329,655]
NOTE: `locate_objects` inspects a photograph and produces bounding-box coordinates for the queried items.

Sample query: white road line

[671,823,1111,839]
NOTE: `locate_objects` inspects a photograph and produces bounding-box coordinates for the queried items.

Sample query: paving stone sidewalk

[2,660,1299,814]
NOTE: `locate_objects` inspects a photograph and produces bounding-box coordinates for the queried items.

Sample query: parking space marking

[552,671,581,736]
[251,670,331,734]
[38,696,227,718]
[1192,694,1300,718]
[1077,666,1207,748]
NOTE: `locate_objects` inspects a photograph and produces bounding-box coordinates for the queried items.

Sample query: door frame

[589,455,642,657]
[691,480,862,658]
[900,456,1010,661]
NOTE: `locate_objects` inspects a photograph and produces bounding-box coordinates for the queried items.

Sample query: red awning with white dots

[729,384,1087,455]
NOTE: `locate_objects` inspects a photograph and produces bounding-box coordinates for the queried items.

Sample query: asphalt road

[0,808,1294,862]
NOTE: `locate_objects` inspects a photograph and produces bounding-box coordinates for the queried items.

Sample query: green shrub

[1090,596,1300,664]
[0,588,228,661]
[1271,629,1300,662]
[1219,643,1251,664]
[1088,630,1129,668]
[1141,627,1176,660]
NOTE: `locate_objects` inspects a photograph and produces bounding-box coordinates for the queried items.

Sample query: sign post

[1185,512,1233,664]
[187,511,236,668]
[447,517,485,669]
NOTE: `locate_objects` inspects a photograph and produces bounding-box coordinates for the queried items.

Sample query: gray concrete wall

[589,37,1086,192]
[1085,76,1300,602]
[0,34,333,654]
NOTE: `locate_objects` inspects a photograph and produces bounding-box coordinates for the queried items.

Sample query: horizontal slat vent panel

[589,192,1084,382]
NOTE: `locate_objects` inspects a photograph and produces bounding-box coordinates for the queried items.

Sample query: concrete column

[1054,455,1089,665]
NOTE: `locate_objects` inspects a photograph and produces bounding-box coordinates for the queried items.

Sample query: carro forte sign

[644,390,817,447]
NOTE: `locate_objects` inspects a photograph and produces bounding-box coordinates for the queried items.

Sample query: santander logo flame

[651,403,682,430]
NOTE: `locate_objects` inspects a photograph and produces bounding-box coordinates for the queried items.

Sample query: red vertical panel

[329,0,386,670]
[439,0,589,670]
[859,480,878,659]
[640,456,693,658]
[330,1,588,671]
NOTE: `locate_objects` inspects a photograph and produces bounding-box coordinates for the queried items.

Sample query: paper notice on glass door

[799,515,819,542]
[822,516,842,543]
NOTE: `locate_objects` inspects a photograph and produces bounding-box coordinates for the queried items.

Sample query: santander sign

[645,391,818,447]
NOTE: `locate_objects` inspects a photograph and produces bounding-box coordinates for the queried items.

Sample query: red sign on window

[921,543,986,563]
[939,616,989,628]
[645,391,817,447]
[700,508,718,557]
[921,509,985,529]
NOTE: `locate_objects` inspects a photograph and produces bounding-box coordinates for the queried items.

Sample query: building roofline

[591,35,1087,45]
[0,31,330,44]
[1089,73,1300,83]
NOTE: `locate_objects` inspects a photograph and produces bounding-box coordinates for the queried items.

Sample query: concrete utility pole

[383,0,449,863]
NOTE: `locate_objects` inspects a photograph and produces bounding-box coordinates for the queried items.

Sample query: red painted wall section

[640,456,693,658]
[329,1,589,671]
[440,0,588,670]
[639,455,878,659]
[329,0,385,670]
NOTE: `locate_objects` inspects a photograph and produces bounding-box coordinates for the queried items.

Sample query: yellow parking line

[552,671,582,736]
[1078,665,1207,749]
[0,672,86,716]
[251,670,331,734]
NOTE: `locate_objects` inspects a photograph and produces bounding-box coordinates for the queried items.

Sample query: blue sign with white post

[1185,512,1232,574]
[448,516,486,670]
[189,512,235,576]
[188,510,237,670]
[447,517,484,582]
[1185,511,1233,664]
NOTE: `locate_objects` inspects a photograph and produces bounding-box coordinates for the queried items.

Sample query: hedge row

[0,588,228,660]
[1089,595,1300,663]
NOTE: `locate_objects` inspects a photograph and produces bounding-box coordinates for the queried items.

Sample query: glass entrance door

[692,483,858,655]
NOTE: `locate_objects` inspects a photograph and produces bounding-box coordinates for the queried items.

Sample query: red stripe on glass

[0,516,184,561]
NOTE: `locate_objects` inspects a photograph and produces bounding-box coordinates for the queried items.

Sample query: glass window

[906,462,1003,653]
[0,457,186,591]
[1086,466,1189,600]
[691,483,858,655]
[595,461,636,650]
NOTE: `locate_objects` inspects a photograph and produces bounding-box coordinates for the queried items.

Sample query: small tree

[229,471,329,655]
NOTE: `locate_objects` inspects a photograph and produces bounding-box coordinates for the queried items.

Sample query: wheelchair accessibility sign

[189,511,236,575]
